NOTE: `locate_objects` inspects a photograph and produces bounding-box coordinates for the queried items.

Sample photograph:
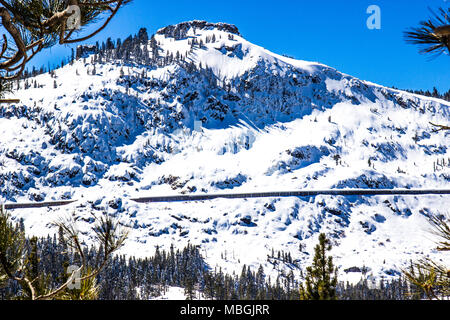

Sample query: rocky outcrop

[76,45,97,59]
[157,20,241,39]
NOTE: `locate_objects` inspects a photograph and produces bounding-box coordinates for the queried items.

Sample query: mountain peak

[156,20,241,40]
[2,19,449,285]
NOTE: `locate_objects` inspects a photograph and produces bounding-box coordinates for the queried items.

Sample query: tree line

[395,86,450,103]
[0,217,426,300]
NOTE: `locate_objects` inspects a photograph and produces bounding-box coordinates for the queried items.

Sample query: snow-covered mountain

[1,20,449,284]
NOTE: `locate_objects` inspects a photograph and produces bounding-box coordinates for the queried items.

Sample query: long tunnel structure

[1,200,77,210]
[130,189,450,204]
[1,189,449,209]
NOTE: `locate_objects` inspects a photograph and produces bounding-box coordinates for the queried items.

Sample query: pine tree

[23,237,51,298]
[137,28,149,44]
[70,48,75,65]
[299,233,338,300]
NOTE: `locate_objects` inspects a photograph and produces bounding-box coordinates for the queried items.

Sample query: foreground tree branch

[0,0,131,81]
[403,213,450,300]
[404,7,450,57]
[405,8,450,134]
[430,122,450,132]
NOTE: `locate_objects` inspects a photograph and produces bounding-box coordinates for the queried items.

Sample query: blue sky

[31,0,449,92]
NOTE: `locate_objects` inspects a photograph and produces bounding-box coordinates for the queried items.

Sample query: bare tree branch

[430,122,450,132]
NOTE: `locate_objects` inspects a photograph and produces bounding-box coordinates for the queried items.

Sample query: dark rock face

[76,45,97,59]
[157,20,241,40]
[344,266,361,273]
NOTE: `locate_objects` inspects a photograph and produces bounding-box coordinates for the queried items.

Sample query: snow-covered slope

[1,20,449,284]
